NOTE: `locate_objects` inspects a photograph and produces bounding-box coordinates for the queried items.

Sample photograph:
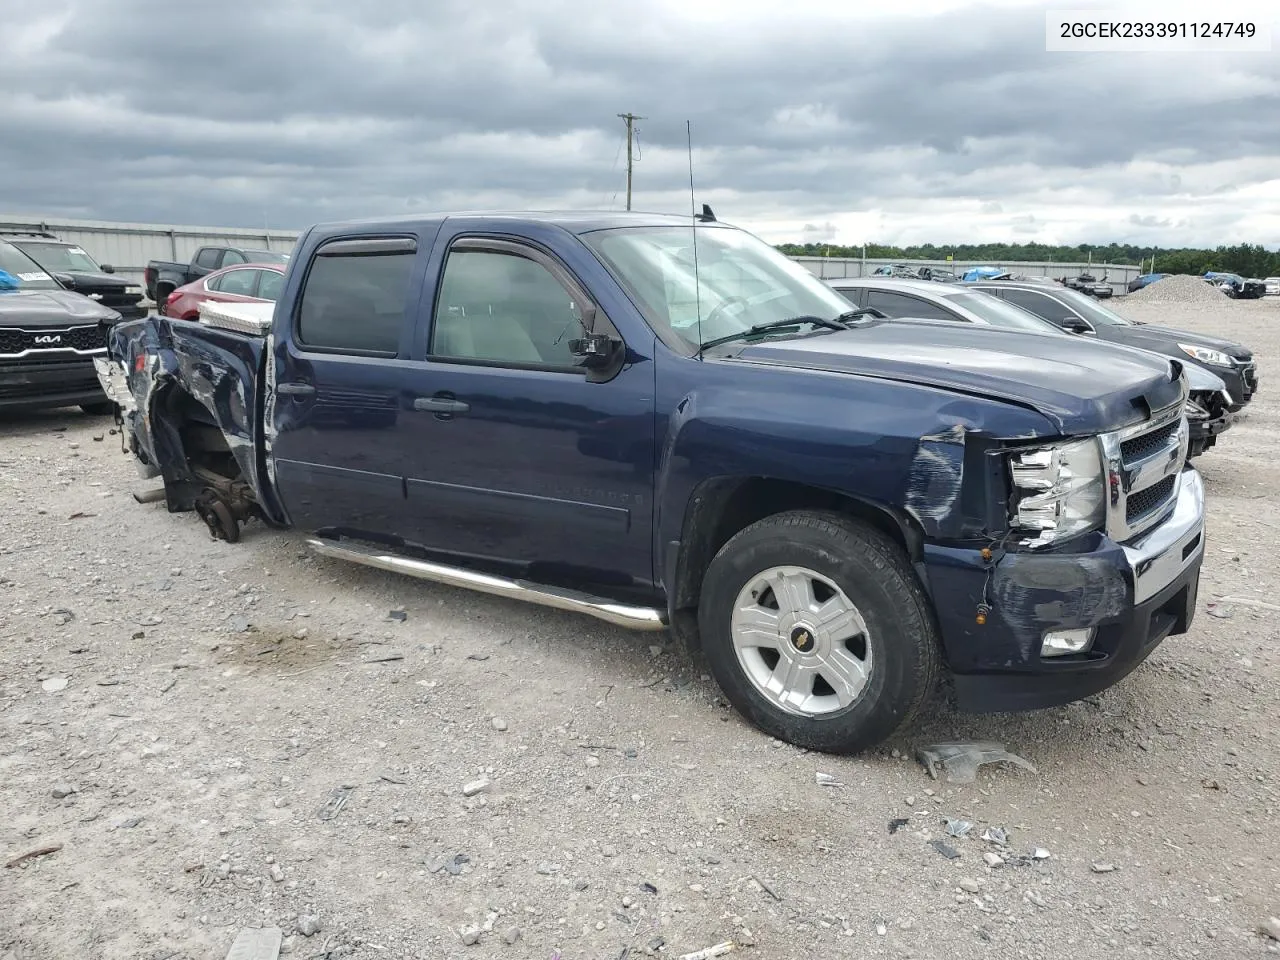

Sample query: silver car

[827,276,1061,332]
[828,277,1232,459]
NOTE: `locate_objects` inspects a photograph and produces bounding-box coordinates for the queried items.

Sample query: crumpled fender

[654,355,1062,593]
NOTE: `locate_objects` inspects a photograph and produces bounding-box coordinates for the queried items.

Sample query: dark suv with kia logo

[0,239,122,414]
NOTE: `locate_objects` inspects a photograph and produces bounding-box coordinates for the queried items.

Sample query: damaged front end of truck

[904,375,1203,712]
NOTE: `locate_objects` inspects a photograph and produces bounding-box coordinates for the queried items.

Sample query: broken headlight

[1008,438,1105,546]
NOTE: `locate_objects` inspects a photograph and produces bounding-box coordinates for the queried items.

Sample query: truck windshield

[14,241,100,273]
[947,292,1064,333]
[583,225,856,350]
[0,241,60,290]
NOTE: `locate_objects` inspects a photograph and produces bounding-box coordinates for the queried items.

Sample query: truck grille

[0,325,106,356]
[1120,419,1180,461]
[1101,396,1188,543]
[1126,475,1176,524]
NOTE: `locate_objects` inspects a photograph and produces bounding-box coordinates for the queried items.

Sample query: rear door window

[830,285,863,307]
[864,290,960,321]
[211,268,257,296]
[194,248,220,269]
[998,289,1079,324]
[257,270,284,302]
[296,238,418,355]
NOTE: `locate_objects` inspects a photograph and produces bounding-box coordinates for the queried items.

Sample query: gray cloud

[1,0,1277,247]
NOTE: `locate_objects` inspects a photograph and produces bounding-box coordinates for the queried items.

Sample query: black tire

[697,510,941,754]
[80,402,115,416]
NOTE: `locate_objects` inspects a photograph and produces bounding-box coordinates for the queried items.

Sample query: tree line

[775,241,1280,277]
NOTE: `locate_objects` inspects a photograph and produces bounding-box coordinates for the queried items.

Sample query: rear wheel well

[150,385,244,503]
[669,478,923,647]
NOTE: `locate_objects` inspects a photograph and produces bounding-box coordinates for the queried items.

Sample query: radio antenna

[688,120,703,360]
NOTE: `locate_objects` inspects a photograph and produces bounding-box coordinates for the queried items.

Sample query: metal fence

[0,214,301,285]
[2,214,1144,293]
[793,257,1142,293]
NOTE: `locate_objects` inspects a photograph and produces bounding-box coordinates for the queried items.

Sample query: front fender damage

[903,400,1053,542]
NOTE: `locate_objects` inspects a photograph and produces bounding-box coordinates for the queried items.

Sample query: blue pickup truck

[94,212,1206,753]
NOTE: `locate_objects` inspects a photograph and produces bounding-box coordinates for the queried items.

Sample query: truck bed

[104,310,282,523]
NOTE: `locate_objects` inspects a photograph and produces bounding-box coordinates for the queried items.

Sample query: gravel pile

[1126,274,1227,304]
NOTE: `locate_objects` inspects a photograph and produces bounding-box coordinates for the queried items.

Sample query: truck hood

[728,321,1183,435]
[58,271,135,292]
[1118,323,1252,361]
[0,288,121,327]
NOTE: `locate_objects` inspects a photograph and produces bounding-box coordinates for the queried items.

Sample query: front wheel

[697,510,941,754]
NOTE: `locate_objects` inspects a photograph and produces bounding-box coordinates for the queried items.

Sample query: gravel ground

[2,298,1279,960]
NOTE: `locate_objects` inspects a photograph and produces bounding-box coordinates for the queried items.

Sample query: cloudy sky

[1,0,1277,247]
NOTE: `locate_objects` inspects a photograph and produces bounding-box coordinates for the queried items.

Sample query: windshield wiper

[698,315,861,353]
[836,307,886,321]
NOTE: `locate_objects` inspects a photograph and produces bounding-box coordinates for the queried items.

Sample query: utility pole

[617,112,645,210]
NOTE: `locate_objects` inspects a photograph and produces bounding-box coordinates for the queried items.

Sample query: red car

[162,262,286,319]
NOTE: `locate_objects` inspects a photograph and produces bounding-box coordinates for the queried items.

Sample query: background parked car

[1127,273,1167,293]
[162,262,287,319]
[145,246,289,305]
[828,276,1055,332]
[958,266,1060,286]
[1265,277,1280,296]
[1061,273,1114,299]
[871,263,959,282]
[966,279,1259,413]
[830,277,1233,458]
[3,231,146,319]
[1204,271,1266,299]
[0,239,120,414]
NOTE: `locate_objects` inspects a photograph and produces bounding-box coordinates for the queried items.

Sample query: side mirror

[100,264,115,274]
[569,334,619,369]
[53,272,75,288]
[1061,317,1092,334]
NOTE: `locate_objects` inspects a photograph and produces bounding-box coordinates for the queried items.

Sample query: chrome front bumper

[1121,468,1205,604]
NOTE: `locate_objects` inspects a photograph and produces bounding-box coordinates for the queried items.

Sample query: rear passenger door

[394,229,657,589]
[268,235,430,538]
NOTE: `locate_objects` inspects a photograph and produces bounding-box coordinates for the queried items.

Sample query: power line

[617,112,646,211]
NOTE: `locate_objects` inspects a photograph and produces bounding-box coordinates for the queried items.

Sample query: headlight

[125,284,143,294]
[1184,397,1209,420]
[1179,343,1231,366]
[1008,437,1105,546]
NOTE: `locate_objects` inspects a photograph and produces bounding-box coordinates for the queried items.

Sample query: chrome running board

[306,537,667,632]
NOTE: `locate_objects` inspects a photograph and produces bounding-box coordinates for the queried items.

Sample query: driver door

[393,227,657,590]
